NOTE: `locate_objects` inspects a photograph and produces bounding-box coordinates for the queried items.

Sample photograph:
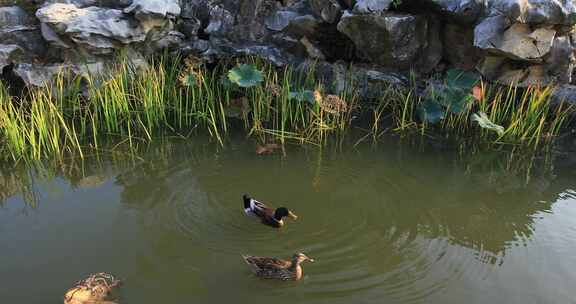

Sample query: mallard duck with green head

[242,252,315,280]
[243,194,297,228]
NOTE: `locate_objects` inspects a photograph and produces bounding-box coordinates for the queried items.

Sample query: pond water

[1,138,576,304]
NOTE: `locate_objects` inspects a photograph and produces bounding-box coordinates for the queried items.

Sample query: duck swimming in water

[242,252,314,280]
[243,194,297,228]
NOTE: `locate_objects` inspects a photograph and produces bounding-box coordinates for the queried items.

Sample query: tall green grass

[0,56,357,161]
[378,80,573,148]
[0,54,573,162]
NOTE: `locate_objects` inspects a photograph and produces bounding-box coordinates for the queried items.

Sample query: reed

[376,79,573,149]
[472,83,572,148]
[0,53,573,163]
[0,55,360,161]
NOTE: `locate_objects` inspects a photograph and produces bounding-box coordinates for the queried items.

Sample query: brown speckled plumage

[242,253,314,281]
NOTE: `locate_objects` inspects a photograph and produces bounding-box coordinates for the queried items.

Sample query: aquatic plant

[0,54,572,163]
[418,69,480,123]
[227,64,264,88]
[378,71,572,148]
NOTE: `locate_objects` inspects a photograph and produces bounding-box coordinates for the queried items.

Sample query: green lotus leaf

[437,88,473,114]
[418,99,445,124]
[289,90,316,105]
[227,64,264,88]
[446,69,480,90]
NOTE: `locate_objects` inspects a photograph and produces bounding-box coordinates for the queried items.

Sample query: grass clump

[0,55,357,162]
[0,56,573,163]
[376,77,573,149]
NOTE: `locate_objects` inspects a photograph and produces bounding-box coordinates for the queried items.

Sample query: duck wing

[242,255,291,271]
[244,197,272,217]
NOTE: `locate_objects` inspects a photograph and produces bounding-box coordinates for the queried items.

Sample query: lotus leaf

[446,69,480,90]
[418,100,445,124]
[227,64,264,88]
[289,90,316,105]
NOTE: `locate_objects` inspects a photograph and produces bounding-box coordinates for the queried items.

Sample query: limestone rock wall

[1,0,576,88]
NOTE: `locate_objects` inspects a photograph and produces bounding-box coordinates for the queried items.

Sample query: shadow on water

[1,136,576,303]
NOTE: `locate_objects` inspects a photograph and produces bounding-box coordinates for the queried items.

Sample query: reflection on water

[1,138,575,304]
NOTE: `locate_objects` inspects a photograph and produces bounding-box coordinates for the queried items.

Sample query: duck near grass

[242,252,315,281]
[243,194,298,228]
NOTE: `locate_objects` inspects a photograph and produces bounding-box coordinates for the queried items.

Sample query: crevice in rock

[1,64,26,97]
[310,23,360,63]
[392,0,440,15]
[197,26,211,40]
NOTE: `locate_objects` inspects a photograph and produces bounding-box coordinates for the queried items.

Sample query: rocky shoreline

[1,0,576,102]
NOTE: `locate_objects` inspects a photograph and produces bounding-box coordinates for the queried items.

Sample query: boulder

[544,36,575,83]
[551,84,576,106]
[337,11,442,72]
[43,0,132,8]
[427,0,483,23]
[296,59,408,98]
[36,3,147,53]
[265,10,300,31]
[0,44,24,71]
[474,18,556,62]
[204,4,235,37]
[443,23,481,70]
[310,0,342,23]
[12,63,63,87]
[489,0,576,25]
[0,6,45,58]
[124,0,181,21]
[352,0,394,14]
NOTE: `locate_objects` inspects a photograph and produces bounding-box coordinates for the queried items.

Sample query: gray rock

[544,36,575,83]
[551,84,576,106]
[124,0,181,21]
[474,16,556,62]
[0,6,45,58]
[489,0,576,25]
[205,5,235,37]
[337,11,441,72]
[265,10,299,31]
[40,22,69,48]
[429,0,483,23]
[43,0,132,9]
[284,14,321,38]
[310,0,342,23]
[37,3,147,53]
[13,63,62,87]
[353,0,394,14]
[12,51,147,87]
[443,23,481,70]
[296,59,407,97]
[0,44,24,71]
[151,30,186,51]
[0,6,36,28]
[300,36,326,60]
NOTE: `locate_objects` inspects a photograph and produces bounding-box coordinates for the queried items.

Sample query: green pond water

[1,138,576,304]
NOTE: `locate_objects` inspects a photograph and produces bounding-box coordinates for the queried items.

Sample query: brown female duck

[64,273,121,304]
[242,252,314,280]
[243,194,297,228]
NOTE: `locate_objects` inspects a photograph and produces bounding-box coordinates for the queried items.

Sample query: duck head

[242,194,251,208]
[274,207,298,221]
[292,252,314,264]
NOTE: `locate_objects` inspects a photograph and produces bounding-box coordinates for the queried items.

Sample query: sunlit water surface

[1,138,576,304]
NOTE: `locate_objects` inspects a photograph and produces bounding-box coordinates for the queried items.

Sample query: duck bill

[288,211,298,220]
[307,258,315,262]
